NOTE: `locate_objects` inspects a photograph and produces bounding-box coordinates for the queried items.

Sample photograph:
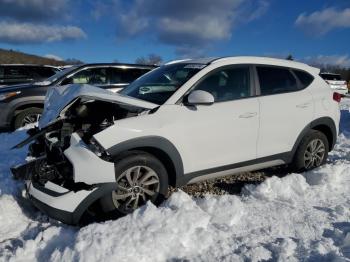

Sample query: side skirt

[176,152,292,187]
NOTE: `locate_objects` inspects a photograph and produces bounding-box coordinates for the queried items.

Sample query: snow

[1,103,350,261]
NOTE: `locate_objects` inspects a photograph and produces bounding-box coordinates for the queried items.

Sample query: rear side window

[4,67,30,79]
[257,66,298,95]
[293,70,314,88]
[109,68,150,84]
[194,66,251,102]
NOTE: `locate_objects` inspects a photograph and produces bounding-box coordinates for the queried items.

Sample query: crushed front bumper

[11,133,117,225]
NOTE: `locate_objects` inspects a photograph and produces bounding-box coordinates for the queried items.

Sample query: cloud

[0,0,68,22]
[302,55,350,68]
[115,0,269,56]
[295,7,350,36]
[44,54,63,61]
[0,22,86,44]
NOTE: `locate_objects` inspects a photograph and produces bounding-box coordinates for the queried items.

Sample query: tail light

[333,92,342,103]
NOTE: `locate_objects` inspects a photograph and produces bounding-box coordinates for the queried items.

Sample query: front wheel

[14,107,42,129]
[291,130,329,172]
[99,151,169,219]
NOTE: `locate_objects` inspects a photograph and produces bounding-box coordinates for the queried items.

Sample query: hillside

[0,49,67,66]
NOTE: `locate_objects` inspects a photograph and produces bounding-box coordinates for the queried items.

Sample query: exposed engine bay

[12,85,155,191]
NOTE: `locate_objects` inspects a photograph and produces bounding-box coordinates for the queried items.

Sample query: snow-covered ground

[1,104,350,262]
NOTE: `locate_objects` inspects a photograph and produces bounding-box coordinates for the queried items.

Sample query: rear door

[256,65,314,158]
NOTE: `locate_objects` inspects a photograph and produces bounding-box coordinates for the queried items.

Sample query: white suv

[12,57,341,224]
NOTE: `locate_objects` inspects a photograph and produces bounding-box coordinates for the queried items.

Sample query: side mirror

[186,90,214,105]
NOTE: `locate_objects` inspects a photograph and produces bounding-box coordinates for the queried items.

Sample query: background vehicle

[320,72,348,94]
[0,64,59,87]
[12,57,340,225]
[0,63,155,130]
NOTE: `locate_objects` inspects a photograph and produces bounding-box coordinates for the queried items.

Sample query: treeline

[0,49,84,66]
[0,49,67,66]
[286,55,350,81]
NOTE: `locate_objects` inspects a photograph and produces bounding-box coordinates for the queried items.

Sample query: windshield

[39,65,79,85]
[120,63,205,104]
[320,73,342,81]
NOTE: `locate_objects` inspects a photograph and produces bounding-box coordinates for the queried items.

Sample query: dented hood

[39,84,158,129]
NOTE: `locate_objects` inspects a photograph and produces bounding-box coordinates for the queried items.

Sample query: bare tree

[135,54,163,65]
[286,54,294,61]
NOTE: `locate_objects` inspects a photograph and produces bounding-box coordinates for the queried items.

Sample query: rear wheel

[99,151,168,219]
[291,130,329,172]
[14,107,42,129]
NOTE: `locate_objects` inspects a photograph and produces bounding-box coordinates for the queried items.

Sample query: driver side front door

[162,65,260,178]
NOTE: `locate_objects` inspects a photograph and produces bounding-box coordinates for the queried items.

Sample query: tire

[291,130,329,172]
[99,151,169,219]
[14,107,43,130]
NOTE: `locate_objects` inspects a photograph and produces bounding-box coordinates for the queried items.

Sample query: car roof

[0,64,59,68]
[165,56,320,75]
[75,63,157,69]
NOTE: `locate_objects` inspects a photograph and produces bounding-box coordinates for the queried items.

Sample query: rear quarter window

[293,70,314,88]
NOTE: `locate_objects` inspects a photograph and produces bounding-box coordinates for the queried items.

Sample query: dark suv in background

[0,64,60,87]
[0,63,155,130]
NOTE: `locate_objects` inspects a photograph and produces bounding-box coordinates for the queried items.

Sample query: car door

[256,65,314,158]
[164,65,259,175]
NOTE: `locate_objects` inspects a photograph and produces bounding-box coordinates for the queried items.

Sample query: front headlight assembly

[0,91,21,101]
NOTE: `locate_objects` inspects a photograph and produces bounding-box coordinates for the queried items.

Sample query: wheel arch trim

[105,136,185,187]
[292,117,337,157]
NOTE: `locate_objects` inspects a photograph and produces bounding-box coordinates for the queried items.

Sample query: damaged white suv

[12,57,340,224]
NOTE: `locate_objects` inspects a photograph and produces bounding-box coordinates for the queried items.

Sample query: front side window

[120,63,204,104]
[109,68,151,84]
[62,68,108,85]
[257,66,298,95]
[193,66,251,102]
[32,67,57,78]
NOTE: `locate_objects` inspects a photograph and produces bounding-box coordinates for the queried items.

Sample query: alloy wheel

[112,165,160,213]
[304,138,326,169]
[22,113,41,126]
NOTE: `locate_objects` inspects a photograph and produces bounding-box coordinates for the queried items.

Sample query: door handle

[296,102,311,108]
[239,112,257,118]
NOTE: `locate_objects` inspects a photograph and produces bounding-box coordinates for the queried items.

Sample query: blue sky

[0,0,349,66]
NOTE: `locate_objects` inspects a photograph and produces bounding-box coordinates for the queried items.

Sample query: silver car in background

[320,72,348,94]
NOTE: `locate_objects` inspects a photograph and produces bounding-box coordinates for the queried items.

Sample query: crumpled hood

[38,84,158,129]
